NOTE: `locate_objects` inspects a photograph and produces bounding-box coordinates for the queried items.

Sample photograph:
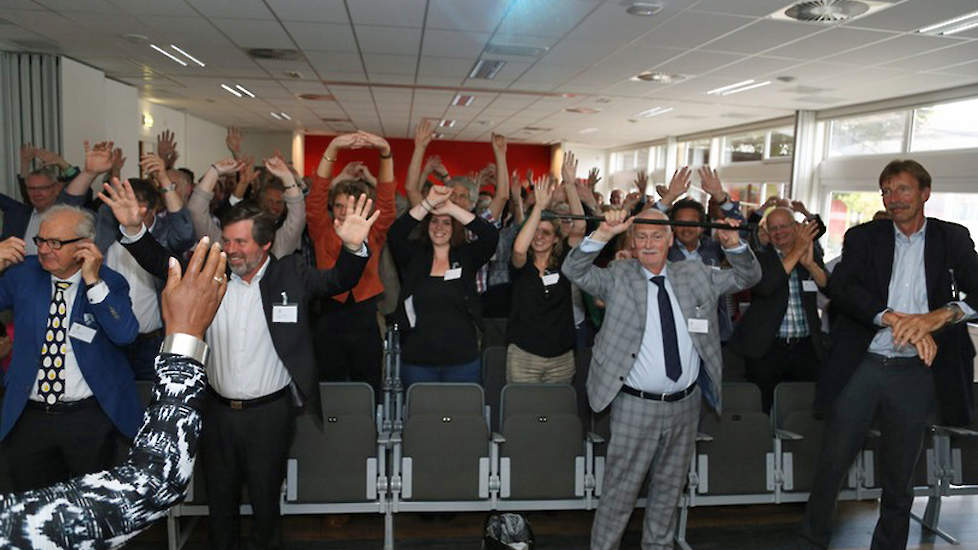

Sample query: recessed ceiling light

[452,94,475,106]
[170,44,205,67]
[720,81,771,95]
[469,59,505,79]
[634,106,673,118]
[440,119,456,128]
[270,112,282,120]
[565,107,600,114]
[279,112,291,120]
[579,128,599,134]
[234,84,256,98]
[631,71,684,84]
[150,44,187,66]
[220,84,242,97]
[626,2,663,16]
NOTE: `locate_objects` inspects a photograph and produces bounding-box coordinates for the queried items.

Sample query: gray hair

[628,208,672,237]
[39,204,96,240]
[447,176,477,205]
[27,166,59,183]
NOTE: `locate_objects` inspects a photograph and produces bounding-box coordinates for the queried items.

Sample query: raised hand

[698,167,727,201]
[622,191,642,212]
[35,148,67,169]
[110,147,126,177]
[594,208,634,242]
[353,130,391,155]
[98,177,144,232]
[533,175,559,210]
[634,170,648,196]
[140,153,172,191]
[587,167,601,189]
[226,126,242,157]
[83,140,115,174]
[213,157,245,176]
[157,130,178,168]
[328,133,361,152]
[662,166,691,203]
[794,220,819,247]
[20,143,35,168]
[562,150,578,185]
[264,156,292,181]
[161,236,228,339]
[335,193,380,251]
[414,119,436,149]
[492,133,507,157]
[74,241,103,285]
[353,163,378,187]
[0,237,26,272]
[714,218,743,248]
[424,185,452,210]
[424,155,448,178]
[791,200,812,218]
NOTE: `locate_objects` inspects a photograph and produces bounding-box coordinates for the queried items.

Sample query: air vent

[247,48,301,60]
[631,71,686,84]
[522,126,552,132]
[469,59,505,80]
[283,71,304,79]
[485,44,549,57]
[565,107,600,114]
[298,93,335,101]
[770,1,890,24]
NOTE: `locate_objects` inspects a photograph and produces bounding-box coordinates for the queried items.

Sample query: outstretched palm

[335,193,380,250]
[98,177,142,229]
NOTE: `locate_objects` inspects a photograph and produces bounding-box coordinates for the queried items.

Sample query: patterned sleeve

[0,353,207,548]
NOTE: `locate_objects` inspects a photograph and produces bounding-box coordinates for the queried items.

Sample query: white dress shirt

[206,256,292,400]
[105,241,162,333]
[29,270,109,402]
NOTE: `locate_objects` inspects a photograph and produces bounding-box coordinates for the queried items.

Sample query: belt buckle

[230,400,243,410]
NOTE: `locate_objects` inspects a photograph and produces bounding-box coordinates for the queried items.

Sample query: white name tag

[404,295,417,328]
[687,318,709,334]
[542,273,560,286]
[802,280,818,292]
[444,267,462,281]
[68,322,97,343]
[272,304,298,323]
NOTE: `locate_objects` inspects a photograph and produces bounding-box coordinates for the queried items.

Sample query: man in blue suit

[0,204,140,492]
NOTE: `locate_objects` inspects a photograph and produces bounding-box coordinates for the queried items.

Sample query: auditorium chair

[481,345,507,433]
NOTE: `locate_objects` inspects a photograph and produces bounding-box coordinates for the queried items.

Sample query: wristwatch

[160,333,210,365]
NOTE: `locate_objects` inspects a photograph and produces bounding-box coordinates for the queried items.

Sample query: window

[648,145,665,171]
[686,139,710,166]
[824,190,978,260]
[723,131,765,163]
[911,97,978,152]
[769,127,794,158]
[828,110,908,157]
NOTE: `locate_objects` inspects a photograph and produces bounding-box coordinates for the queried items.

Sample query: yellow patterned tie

[38,281,71,405]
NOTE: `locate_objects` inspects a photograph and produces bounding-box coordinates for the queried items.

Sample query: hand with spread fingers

[157,130,178,169]
[99,177,144,235]
[714,218,743,248]
[161,236,228,339]
[698,167,728,203]
[83,140,115,175]
[334,193,381,252]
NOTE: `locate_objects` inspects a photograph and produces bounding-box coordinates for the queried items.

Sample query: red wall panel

[303,135,553,193]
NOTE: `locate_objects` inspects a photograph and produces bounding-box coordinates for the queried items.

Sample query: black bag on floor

[483,512,534,550]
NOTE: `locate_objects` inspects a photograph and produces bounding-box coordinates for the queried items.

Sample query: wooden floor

[127,495,978,549]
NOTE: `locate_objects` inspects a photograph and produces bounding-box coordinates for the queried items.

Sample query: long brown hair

[527,219,564,271]
[419,213,466,248]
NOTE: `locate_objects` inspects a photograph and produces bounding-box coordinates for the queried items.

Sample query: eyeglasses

[26,182,59,193]
[33,236,85,250]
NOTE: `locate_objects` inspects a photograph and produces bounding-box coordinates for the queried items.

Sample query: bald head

[629,208,673,274]
[765,206,798,252]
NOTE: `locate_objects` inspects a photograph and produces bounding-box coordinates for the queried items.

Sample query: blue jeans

[400,358,482,389]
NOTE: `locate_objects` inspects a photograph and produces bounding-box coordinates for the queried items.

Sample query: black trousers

[2,398,119,493]
[312,298,383,393]
[746,335,821,413]
[801,353,935,550]
[201,390,294,550]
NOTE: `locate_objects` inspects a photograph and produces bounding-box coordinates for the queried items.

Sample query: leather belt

[26,396,98,414]
[207,385,289,410]
[775,335,810,346]
[622,381,697,402]
[136,328,165,341]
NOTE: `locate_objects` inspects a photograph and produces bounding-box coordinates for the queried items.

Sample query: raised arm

[225,126,242,161]
[264,155,305,257]
[157,130,178,170]
[561,209,634,300]
[140,153,184,213]
[654,166,691,211]
[487,134,510,221]
[66,140,114,197]
[189,158,243,242]
[512,176,558,269]
[561,151,587,246]
[405,119,436,207]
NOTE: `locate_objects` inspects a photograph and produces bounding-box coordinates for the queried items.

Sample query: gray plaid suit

[563,240,760,549]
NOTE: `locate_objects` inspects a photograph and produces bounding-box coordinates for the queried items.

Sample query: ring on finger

[213,275,226,284]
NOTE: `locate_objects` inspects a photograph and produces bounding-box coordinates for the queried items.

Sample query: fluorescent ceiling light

[634,106,673,118]
[452,94,475,106]
[469,59,505,79]
[279,112,291,120]
[169,44,205,67]
[150,44,187,66]
[235,85,256,98]
[918,10,978,34]
[221,84,243,97]
[721,80,771,95]
[270,112,282,120]
[440,119,456,128]
[707,79,755,95]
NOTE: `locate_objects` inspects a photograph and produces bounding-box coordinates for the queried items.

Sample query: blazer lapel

[874,221,895,304]
[923,218,944,309]
[629,261,649,332]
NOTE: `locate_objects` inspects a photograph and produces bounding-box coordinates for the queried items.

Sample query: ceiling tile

[305,51,363,73]
[348,0,427,27]
[282,21,355,51]
[765,27,896,60]
[266,0,348,23]
[847,0,978,33]
[652,50,744,76]
[363,53,418,76]
[211,18,293,49]
[187,0,275,20]
[540,39,621,68]
[822,34,963,66]
[425,0,509,32]
[880,41,978,72]
[357,25,421,54]
[418,56,477,78]
[422,29,489,58]
[702,20,823,55]
[495,0,599,38]
[692,0,802,17]
[638,11,753,50]
[706,56,801,79]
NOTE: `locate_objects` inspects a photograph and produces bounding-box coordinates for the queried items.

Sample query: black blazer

[730,246,827,360]
[819,218,978,425]
[0,189,86,240]
[121,231,368,423]
[386,212,499,331]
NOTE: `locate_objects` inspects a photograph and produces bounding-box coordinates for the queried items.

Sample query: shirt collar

[53,269,83,286]
[230,255,271,285]
[893,219,927,243]
[640,263,669,281]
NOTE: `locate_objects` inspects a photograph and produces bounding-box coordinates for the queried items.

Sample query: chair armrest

[491,432,506,444]
[388,431,402,444]
[775,429,803,441]
[933,425,978,438]
[866,428,882,438]
[587,431,606,444]
[695,432,714,442]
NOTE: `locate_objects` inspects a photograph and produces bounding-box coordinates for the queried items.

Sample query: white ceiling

[1,0,977,147]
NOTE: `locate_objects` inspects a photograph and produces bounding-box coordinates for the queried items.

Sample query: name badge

[687,318,709,334]
[272,305,298,323]
[68,322,97,343]
[542,273,560,286]
[444,267,462,281]
[404,295,417,328]
[802,280,818,292]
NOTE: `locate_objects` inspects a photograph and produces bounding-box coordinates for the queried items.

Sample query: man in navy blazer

[0,204,140,492]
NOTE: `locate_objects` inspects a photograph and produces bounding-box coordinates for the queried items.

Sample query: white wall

[238,130,293,162]
[137,99,233,182]
[60,57,107,168]
[102,79,139,182]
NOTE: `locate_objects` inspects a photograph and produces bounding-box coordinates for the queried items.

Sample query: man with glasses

[729,206,829,412]
[0,205,140,492]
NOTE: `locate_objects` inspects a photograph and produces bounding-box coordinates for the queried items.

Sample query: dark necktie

[39,280,71,404]
[650,276,682,382]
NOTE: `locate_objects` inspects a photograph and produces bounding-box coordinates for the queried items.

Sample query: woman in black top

[387,185,499,387]
[507,167,586,384]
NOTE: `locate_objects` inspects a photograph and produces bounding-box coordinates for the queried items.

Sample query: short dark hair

[27,167,58,183]
[879,159,931,190]
[220,202,277,246]
[668,198,706,223]
[178,167,195,185]
[127,178,162,211]
[328,180,372,210]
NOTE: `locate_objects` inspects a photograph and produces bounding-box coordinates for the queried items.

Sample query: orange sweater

[306,174,396,303]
